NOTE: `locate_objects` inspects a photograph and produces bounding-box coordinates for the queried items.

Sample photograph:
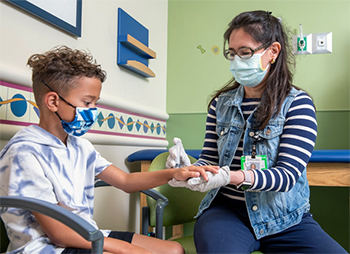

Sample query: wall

[166,0,349,251]
[0,0,168,233]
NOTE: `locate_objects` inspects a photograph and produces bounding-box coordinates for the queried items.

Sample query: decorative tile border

[0,81,166,142]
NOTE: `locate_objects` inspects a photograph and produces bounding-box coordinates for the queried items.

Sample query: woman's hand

[172,165,220,181]
[169,166,230,192]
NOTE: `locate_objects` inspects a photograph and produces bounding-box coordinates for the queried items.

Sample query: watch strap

[243,170,251,183]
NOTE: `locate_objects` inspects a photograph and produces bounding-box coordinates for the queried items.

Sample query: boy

[0,46,219,254]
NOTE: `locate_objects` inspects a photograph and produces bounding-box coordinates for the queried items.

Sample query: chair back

[0,218,9,252]
[147,152,207,227]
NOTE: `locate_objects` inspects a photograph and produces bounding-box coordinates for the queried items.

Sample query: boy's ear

[44,92,60,112]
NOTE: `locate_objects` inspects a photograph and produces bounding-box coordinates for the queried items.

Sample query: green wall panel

[167,111,350,150]
[309,186,350,252]
[315,111,350,149]
[166,113,207,149]
[167,0,350,114]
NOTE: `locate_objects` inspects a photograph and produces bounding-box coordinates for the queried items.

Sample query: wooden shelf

[117,9,156,78]
[120,60,155,78]
[119,34,156,59]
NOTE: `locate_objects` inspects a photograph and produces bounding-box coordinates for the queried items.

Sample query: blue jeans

[194,194,347,254]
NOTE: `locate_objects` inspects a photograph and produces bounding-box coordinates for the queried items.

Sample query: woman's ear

[44,92,60,113]
[269,42,281,64]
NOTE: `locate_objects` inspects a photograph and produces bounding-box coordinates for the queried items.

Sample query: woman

[187,10,346,254]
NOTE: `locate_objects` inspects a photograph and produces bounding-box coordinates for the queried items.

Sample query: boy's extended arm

[97,164,219,193]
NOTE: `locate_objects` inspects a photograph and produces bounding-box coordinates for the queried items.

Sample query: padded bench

[127,149,350,240]
[127,149,350,187]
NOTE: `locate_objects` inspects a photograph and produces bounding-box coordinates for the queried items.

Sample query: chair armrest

[94,180,110,188]
[141,189,169,239]
[94,181,169,239]
[141,189,168,204]
[0,196,104,254]
[95,182,169,206]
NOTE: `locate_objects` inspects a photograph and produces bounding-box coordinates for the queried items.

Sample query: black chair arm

[0,196,104,254]
[94,181,169,239]
[141,189,169,239]
[141,206,150,236]
[94,180,110,188]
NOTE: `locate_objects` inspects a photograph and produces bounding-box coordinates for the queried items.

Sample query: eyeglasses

[224,41,270,60]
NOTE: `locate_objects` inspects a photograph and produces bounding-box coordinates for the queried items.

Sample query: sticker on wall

[197,45,206,54]
[197,45,221,55]
[211,46,220,55]
[117,8,156,78]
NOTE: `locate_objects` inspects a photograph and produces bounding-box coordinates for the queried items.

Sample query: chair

[141,152,263,254]
[141,152,205,254]
[0,214,9,253]
[0,180,166,254]
[0,196,104,254]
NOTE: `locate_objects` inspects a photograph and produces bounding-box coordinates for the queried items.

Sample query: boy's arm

[33,211,150,253]
[97,164,219,193]
[32,211,92,249]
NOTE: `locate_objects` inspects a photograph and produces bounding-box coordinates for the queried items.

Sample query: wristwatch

[237,170,252,190]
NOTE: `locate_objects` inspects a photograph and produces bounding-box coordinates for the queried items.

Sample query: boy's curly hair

[27,46,106,106]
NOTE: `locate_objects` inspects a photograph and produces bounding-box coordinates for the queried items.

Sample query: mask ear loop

[42,80,77,122]
[259,47,270,71]
[42,80,76,109]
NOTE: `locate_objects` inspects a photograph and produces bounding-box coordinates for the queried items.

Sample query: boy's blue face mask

[60,107,98,137]
[43,81,98,137]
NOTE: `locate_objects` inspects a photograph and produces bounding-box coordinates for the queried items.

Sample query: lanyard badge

[239,153,267,191]
[237,131,268,190]
[241,155,268,171]
[241,131,268,170]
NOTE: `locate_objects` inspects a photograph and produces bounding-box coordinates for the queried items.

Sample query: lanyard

[249,131,263,159]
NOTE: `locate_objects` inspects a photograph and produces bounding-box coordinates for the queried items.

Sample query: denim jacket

[195,85,311,240]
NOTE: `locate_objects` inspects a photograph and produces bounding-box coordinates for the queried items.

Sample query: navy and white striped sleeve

[250,92,317,192]
[194,98,220,166]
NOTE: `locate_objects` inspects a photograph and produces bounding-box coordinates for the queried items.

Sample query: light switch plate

[312,32,332,54]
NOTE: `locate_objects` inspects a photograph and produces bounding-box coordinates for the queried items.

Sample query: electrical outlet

[312,32,332,54]
[293,33,312,55]
[298,37,306,51]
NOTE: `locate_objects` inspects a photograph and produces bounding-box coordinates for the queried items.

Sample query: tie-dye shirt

[0,125,112,253]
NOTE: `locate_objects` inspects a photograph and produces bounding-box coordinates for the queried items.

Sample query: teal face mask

[229,48,269,88]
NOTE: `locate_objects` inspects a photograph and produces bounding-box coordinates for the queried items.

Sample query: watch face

[237,181,251,191]
[241,183,251,191]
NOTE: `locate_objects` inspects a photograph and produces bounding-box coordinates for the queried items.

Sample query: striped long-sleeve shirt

[194,91,317,201]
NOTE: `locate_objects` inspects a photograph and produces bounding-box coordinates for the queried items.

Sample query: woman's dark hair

[209,10,297,130]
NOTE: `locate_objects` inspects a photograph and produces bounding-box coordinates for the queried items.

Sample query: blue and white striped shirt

[194,92,317,201]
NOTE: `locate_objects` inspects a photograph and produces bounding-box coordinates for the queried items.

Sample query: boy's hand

[169,166,230,192]
[172,165,220,182]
